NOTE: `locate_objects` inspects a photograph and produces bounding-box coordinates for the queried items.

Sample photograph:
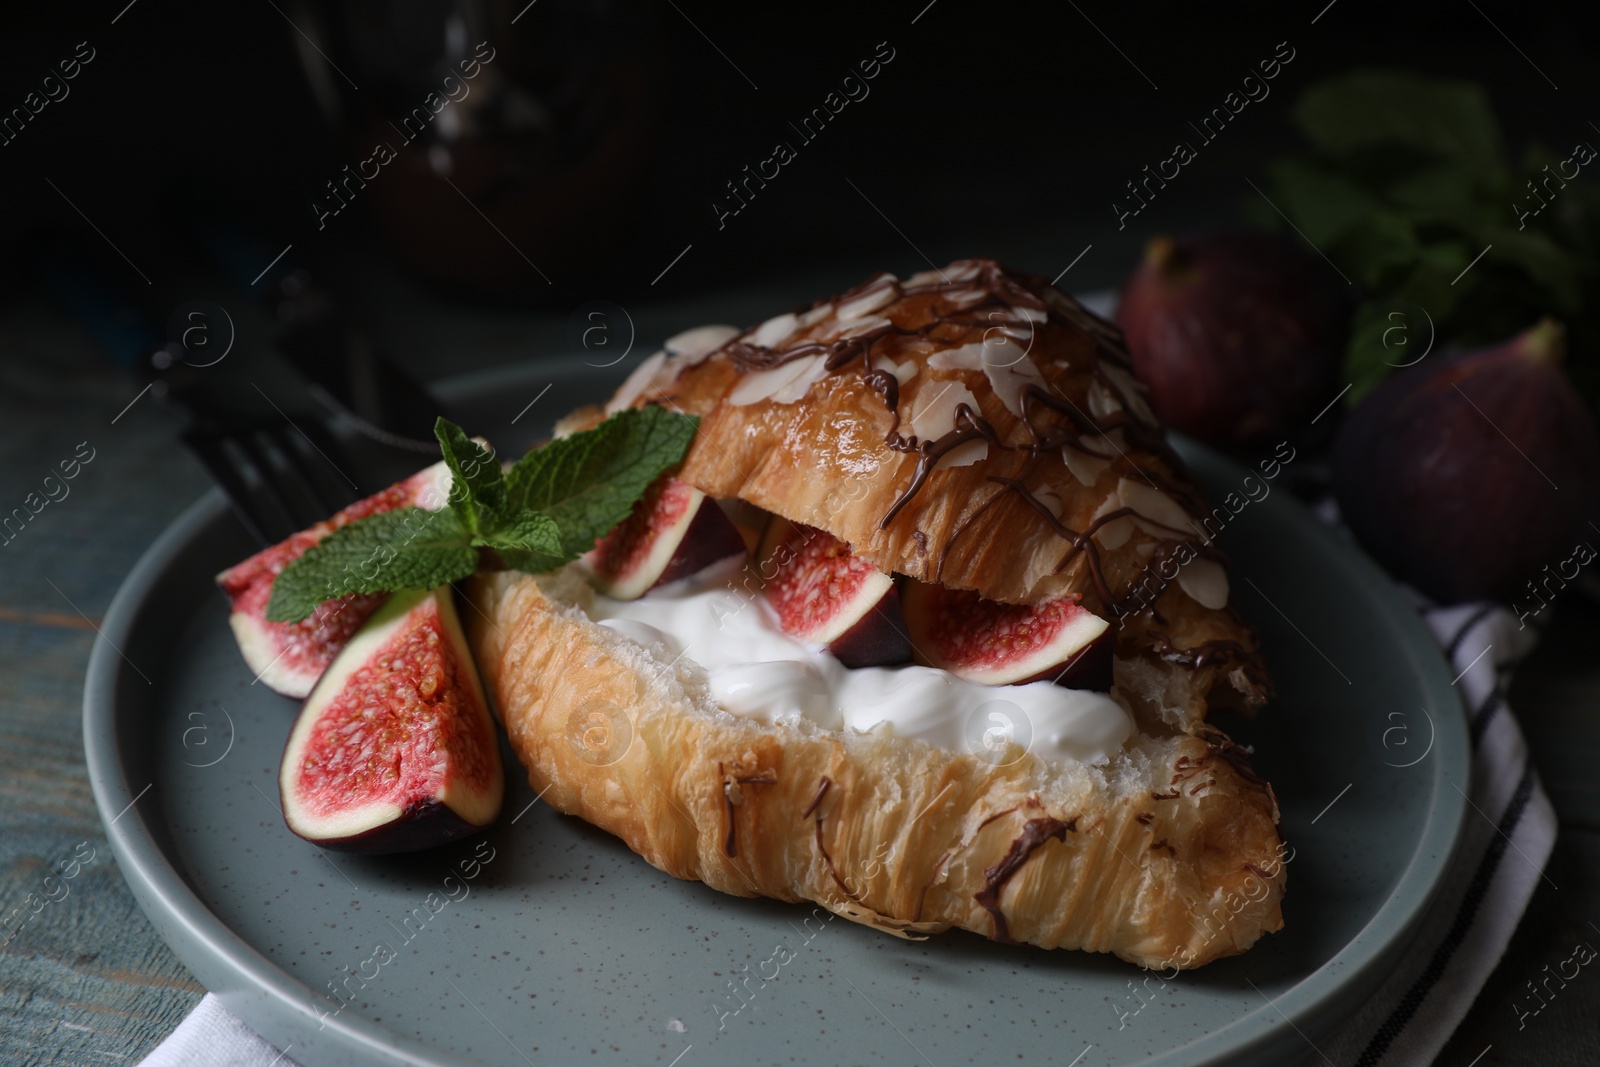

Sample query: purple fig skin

[288,797,491,856]
[653,493,748,589]
[1333,320,1600,604]
[827,585,913,668]
[1116,233,1349,451]
[1013,629,1114,691]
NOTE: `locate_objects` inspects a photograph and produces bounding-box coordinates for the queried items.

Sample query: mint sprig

[1258,70,1600,404]
[264,407,698,623]
[266,508,479,623]
[436,419,505,536]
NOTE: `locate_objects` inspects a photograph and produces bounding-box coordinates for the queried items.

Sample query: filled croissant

[467,259,1285,969]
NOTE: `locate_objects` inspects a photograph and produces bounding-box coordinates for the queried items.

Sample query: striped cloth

[1300,594,1556,1066]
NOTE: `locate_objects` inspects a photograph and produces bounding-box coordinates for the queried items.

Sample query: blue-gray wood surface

[2,265,1597,1067]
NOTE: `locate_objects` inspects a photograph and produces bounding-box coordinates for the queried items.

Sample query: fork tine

[233,431,313,535]
[182,430,282,546]
[265,424,338,520]
[287,416,364,502]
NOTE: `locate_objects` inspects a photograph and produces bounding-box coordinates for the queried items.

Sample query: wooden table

[2,274,1597,1067]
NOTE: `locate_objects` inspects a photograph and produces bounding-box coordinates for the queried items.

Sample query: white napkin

[1297,595,1556,1067]
[141,992,301,1066]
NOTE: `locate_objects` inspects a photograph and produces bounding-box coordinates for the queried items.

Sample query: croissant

[467,259,1285,968]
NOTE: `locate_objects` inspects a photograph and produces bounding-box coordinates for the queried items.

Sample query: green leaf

[1292,70,1505,177]
[482,513,565,574]
[1340,253,1468,401]
[1330,212,1421,291]
[435,418,505,536]
[265,508,478,623]
[505,406,699,557]
[1472,226,1586,314]
[1267,158,1384,248]
[1381,164,1501,222]
[1344,300,1414,402]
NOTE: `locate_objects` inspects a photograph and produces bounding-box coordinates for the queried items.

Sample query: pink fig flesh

[902,581,1112,690]
[584,477,747,599]
[1333,319,1600,604]
[279,586,503,854]
[216,461,452,697]
[760,521,911,667]
[1116,232,1348,451]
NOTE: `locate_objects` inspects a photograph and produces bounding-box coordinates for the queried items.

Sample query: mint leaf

[1293,70,1505,178]
[435,418,505,536]
[505,406,699,557]
[262,406,700,621]
[265,508,477,623]
[1266,158,1383,248]
[483,512,565,573]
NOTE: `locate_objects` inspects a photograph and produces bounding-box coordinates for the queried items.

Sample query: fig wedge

[583,476,747,599]
[759,520,911,668]
[280,586,503,854]
[216,461,452,698]
[902,581,1112,690]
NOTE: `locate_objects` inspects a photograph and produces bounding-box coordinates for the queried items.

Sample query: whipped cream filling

[586,559,1133,767]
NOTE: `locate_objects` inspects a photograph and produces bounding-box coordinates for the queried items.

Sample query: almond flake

[872,355,918,385]
[751,312,799,348]
[1087,379,1123,420]
[664,324,739,362]
[1101,363,1157,426]
[836,314,891,338]
[910,379,979,442]
[979,338,1046,418]
[927,343,984,373]
[1062,443,1110,487]
[728,354,825,407]
[605,350,668,414]
[1117,479,1194,538]
[837,275,899,319]
[935,439,987,470]
[1091,495,1134,549]
[796,303,834,328]
[1177,557,1229,609]
[1031,484,1064,519]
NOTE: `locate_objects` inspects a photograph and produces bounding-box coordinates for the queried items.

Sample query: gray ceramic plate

[86,361,1467,1067]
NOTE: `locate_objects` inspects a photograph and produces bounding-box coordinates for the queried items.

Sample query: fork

[177,393,362,546]
[40,236,368,546]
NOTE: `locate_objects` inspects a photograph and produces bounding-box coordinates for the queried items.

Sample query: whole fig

[1116,233,1348,451]
[1332,320,1600,604]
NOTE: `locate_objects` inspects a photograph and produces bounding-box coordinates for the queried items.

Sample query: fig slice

[583,476,747,599]
[759,520,912,668]
[279,586,503,854]
[902,581,1112,690]
[216,461,452,697]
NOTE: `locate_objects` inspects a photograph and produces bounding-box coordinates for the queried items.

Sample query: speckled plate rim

[84,364,1470,1067]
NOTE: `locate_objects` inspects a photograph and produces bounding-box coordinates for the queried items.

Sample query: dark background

[1,2,1589,319]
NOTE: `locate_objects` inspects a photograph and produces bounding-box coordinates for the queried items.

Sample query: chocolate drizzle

[814,816,863,903]
[708,257,1266,683]
[720,764,777,858]
[973,816,1073,944]
[800,775,832,819]
[798,775,861,903]
[880,403,1008,529]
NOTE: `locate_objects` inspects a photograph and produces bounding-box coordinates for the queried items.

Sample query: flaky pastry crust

[474,260,1288,968]
[468,568,1284,969]
[609,259,1269,730]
